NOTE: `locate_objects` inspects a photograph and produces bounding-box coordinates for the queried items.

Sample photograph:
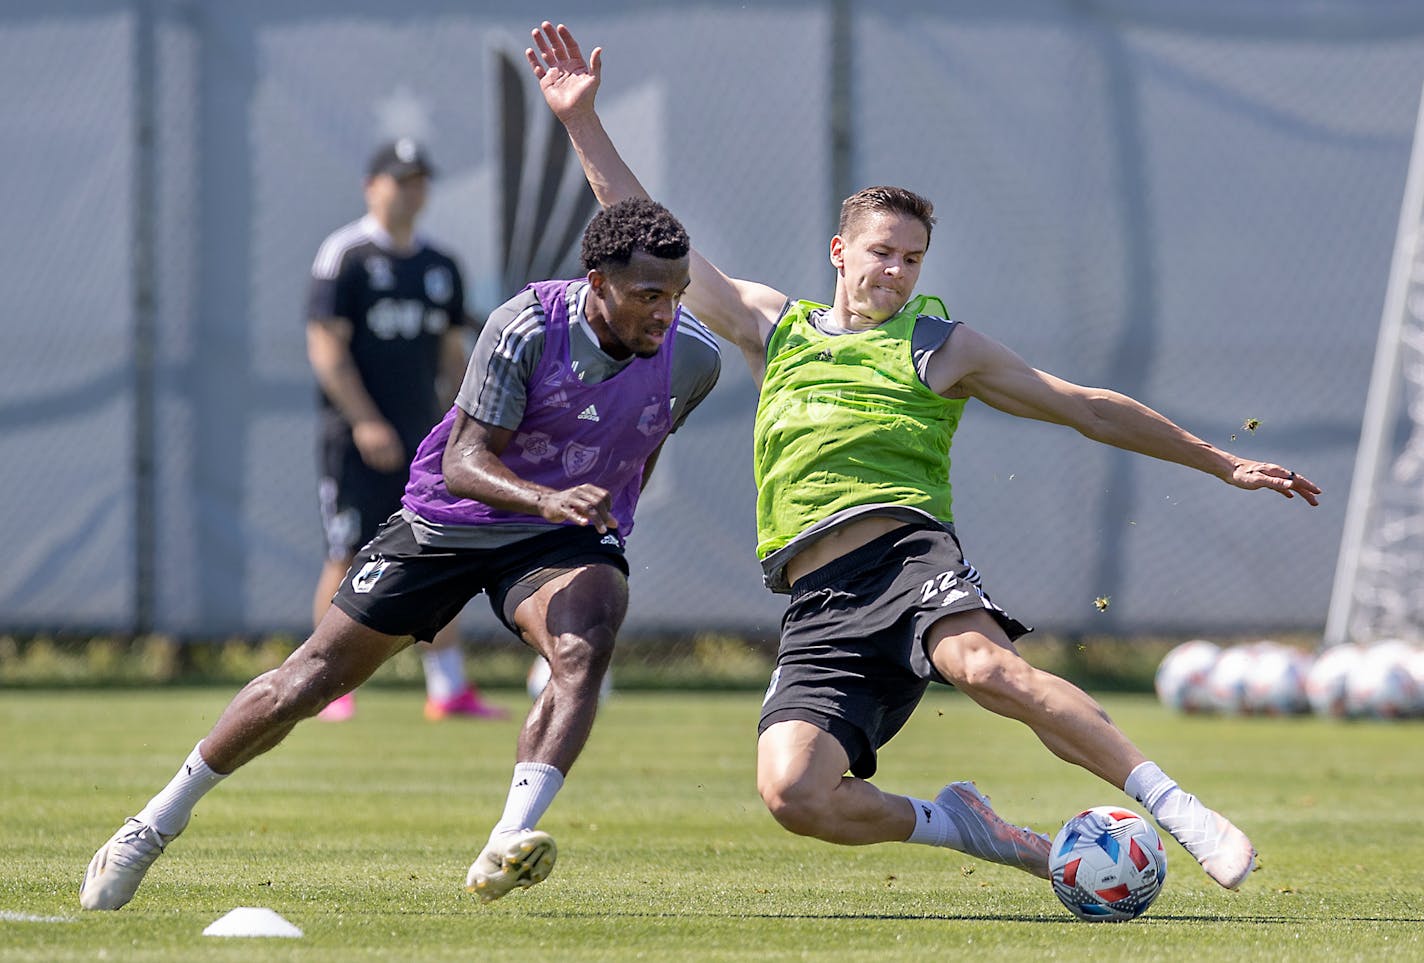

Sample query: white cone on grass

[202,907,303,938]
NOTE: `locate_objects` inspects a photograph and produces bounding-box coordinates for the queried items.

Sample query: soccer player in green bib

[529,22,1321,891]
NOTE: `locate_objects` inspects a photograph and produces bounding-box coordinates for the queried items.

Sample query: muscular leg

[510,564,627,772]
[465,563,626,902]
[927,608,1146,785]
[312,556,359,720]
[928,608,1255,888]
[80,608,413,910]
[202,608,413,772]
[756,720,915,845]
[755,716,1050,876]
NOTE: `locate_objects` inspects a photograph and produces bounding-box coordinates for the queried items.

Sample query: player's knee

[952,644,1033,702]
[258,654,358,720]
[758,773,829,838]
[241,668,323,721]
[547,630,615,686]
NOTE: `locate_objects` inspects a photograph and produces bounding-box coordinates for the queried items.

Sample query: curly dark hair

[580,197,691,273]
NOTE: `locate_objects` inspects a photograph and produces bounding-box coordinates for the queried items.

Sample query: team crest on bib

[636,401,668,437]
[806,389,843,424]
[515,430,556,464]
[562,442,600,476]
[424,265,453,304]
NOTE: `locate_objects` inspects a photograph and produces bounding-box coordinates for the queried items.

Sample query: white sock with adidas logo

[136,742,226,837]
[903,795,959,847]
[490,762,565,840]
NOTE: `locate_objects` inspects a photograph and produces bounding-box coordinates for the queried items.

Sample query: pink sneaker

[317,692,356,722]
[425,686,508,721]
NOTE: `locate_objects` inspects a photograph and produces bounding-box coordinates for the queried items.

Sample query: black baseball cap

[366,137,436,180]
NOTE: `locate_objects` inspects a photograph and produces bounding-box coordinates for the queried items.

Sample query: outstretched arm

[527,21,784,381]
[928,324,1321,504]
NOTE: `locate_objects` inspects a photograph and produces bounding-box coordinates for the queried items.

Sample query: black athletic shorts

[330,515,629,643]
[757,520,1029,779]
[318,435,409,560]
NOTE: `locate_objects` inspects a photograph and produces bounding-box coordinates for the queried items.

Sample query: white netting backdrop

[4,1,1424,642]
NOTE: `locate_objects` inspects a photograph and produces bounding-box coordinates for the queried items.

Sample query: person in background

[307,138,505,721]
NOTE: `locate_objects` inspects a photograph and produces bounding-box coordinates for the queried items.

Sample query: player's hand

[537,484,618,533]
[352,419,406,473]
[1229,461,1321,506]
[526,21,602,122]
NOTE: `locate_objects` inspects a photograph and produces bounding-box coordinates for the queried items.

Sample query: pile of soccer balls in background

[1154,638,1424,719]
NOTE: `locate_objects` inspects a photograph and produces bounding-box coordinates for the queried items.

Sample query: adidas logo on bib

[578,404,600,422]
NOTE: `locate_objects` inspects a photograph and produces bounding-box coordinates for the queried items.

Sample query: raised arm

[527,21,784,380]
[928,323,1322,505]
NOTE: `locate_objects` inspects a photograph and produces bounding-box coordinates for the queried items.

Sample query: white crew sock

[422,646,467,702]
[1124,761,1180,817]
[903,796,961,847]
[490,763,565,839]
[135,742,227,837]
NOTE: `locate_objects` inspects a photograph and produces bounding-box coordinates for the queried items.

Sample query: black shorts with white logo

[317,435,410,560]
[757,520,1029,779]
[330,516,629,643]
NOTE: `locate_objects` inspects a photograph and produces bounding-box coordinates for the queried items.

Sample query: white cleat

[465,829,557,903]
[935,781,1052,879]
[1154,793,1258,890]
[80,817,185,910]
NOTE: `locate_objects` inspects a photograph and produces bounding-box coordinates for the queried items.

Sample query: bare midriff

[783,515,913,588]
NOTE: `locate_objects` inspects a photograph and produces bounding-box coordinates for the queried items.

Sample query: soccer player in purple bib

[527,21,1321,895]
[80,199,721,910]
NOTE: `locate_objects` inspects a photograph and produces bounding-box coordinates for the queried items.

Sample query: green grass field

[2,687,1421,961]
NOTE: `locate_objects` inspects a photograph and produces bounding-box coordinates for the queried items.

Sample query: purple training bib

[401,278,676,541]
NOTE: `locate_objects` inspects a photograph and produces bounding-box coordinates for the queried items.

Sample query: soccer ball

[1154,639,1220,713]
[1305,643,1358,718]
[1241,642,1311,716]
[1050,807,1166,922]
[1203,644,1258,715]
[1405,646,1424,704]
[1345,642,1420,719]
[526,656,613,702]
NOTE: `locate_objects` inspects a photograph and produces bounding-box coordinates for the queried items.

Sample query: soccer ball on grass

[1049,806,1166,922]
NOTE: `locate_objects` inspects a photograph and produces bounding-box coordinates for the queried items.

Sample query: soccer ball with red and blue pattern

[1049,807,1166,922]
